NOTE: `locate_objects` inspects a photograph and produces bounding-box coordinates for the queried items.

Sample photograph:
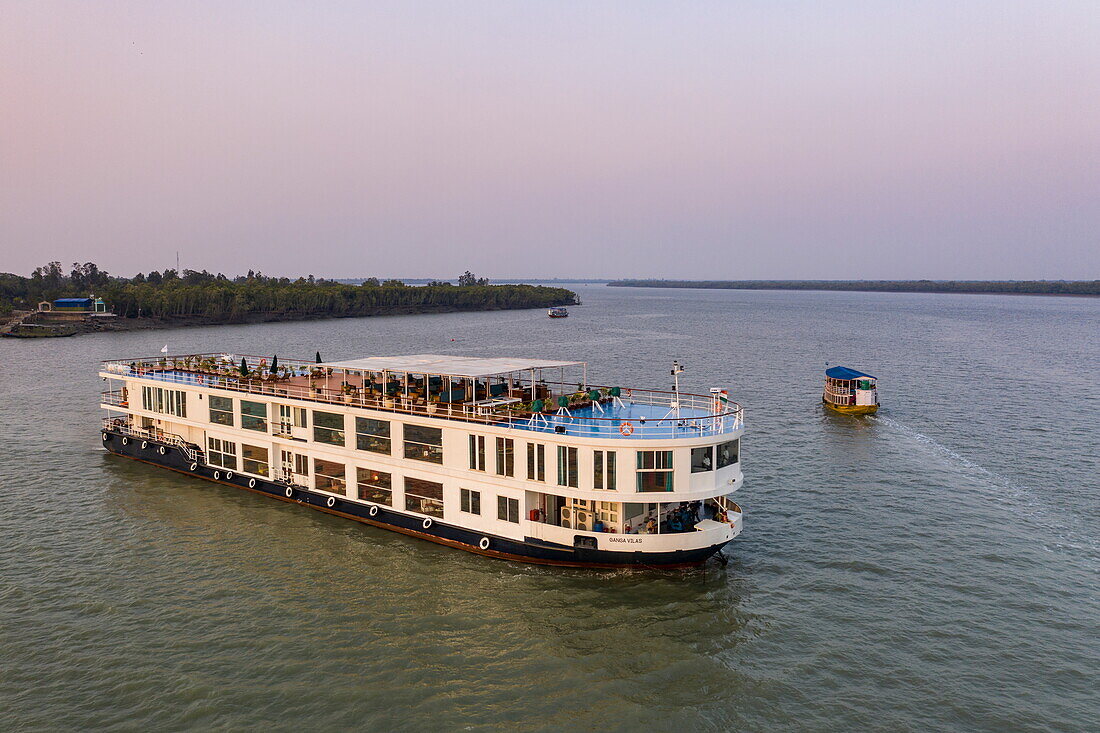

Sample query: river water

[1,285,1097,731]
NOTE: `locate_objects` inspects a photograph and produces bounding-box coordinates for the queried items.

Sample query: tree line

[0,262,576,318]
[608,279,1100,296]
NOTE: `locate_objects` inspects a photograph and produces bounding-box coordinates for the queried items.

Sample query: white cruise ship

[99,353,745,567]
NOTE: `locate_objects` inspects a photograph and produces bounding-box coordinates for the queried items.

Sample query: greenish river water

[1,285,1097,730]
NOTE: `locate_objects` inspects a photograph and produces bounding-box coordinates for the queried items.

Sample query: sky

[2,1,1098,280]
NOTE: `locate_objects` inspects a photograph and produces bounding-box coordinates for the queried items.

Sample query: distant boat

[548,307,569,318]
[823,366,879,415]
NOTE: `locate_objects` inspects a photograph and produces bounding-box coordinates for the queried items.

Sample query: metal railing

[102,354,745,440]
[100,389,128,407]
[102,417,204,463]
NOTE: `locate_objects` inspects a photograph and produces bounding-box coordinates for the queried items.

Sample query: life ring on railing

[189,463,197,471]
[479,537,490,551]
[619,421,634,436]
[422,518,433,530]
[140,440,147,449]
[284,487,293,498]
[248,478,256,488]
[158,446,166,455]
[122,437,129,445]
[326,496,336,508]
[213,471,220,480]
[102,432,108,440]
[369,505,379,517]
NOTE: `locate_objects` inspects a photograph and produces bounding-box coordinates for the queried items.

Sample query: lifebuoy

[422,518,433,529]
[141,441,147,449]
[122,437,129,445]
[619,421,634,436]
[248,478,256,488]
[284,487,293,498]
[213,471,220,480]
[369,505,379,517]
[226,472,233,480]
[102,432,108,440]
[189,462,197,471]
[479,537,490,550]
[158,446,166,455]
[326,496,336,508]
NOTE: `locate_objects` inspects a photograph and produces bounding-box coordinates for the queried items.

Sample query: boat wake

[871,415,1099,564]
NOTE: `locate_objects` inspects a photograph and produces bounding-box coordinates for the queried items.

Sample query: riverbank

[608,279,1100,297]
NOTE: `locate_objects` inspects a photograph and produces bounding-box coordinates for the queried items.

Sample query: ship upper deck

[102,352,744,440]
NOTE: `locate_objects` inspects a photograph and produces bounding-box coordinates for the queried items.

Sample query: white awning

[319,354,584,378]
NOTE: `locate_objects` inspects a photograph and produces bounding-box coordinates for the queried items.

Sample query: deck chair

[527,399,548,427]
[555,395,572,417]
[608,386,626,408]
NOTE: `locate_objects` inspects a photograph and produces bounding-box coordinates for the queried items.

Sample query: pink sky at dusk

[2,1,1098,279]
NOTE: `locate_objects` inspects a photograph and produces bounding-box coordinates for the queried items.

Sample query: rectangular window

[141,385,187,417]
[460,488,481,515]
[637,450,674,492]
[594,450,617,490]
[497,496,520,524]
[526,442,546,482]
[356,467,392,506]
[405,477,444,518]
[207,437,237,469]
[241,443,269,477]
[717,439,739,469]
[280,450,308,477]
[313,410,345,446]
[277,405,307,433]
[314,458,346,494]
[691,446,714,473]
[469,434,486,471]
[557,446,578,488]
[241,400,268,432]
[209,395,234,426]
[404,425,443,464]
[495,437,514,477]
[355,417,391,454]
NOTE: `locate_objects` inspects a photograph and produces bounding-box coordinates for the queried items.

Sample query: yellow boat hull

[822,398,878,415]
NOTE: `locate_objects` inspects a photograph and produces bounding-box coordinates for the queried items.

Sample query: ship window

[495,437,515,477]
[241,444,269,477]
[461,488,481,515]
[717,439,739,469]
[404,425,443,464]
[355,417,391,454]
[207,437,237,470]
[356,467,392,506]
[691,446,713,473]
[498,496,519,524]
[278,405,307,431]
[142,385,187,418]
[241,400,268,432]
[556,446,578,488]
[637,450,673,492]
[527,442,546,482]
[469,434,486,471]
[313,411,346,446]
[405,477,444,517]
[281,450,309,476]
[314,458,346,494]
[209,395,234,426]
[594,450,617,490]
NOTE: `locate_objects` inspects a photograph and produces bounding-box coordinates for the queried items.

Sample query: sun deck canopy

[826,366,875,380]
[320,354,584,378]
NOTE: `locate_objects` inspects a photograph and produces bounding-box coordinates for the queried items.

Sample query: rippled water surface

[2,286,1097,731]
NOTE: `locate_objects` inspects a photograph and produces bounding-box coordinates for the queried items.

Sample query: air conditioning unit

[560,507,572,522]
[561,518,573,529]
[575,517,591,531]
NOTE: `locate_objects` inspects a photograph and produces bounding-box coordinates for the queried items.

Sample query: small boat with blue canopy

[823,366,879,415]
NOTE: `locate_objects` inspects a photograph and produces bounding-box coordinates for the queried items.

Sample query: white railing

[102,354,745,440]
[526,517,733,552]
[100,390,128,407]
[102,417,204,463]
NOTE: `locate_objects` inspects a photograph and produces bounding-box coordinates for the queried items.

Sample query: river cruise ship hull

[99,353,745,568]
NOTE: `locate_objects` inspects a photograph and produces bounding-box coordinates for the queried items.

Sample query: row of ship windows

[167,394,738,492]
[207,437,519,521]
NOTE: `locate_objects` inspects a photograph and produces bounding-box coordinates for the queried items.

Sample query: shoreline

[607,280,1100,298]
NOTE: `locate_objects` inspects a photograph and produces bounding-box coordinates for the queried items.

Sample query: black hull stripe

[101,431,728,568]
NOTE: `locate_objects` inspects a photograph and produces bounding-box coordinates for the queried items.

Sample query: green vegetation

[0,262,576,320]
[609,279,1100,296]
